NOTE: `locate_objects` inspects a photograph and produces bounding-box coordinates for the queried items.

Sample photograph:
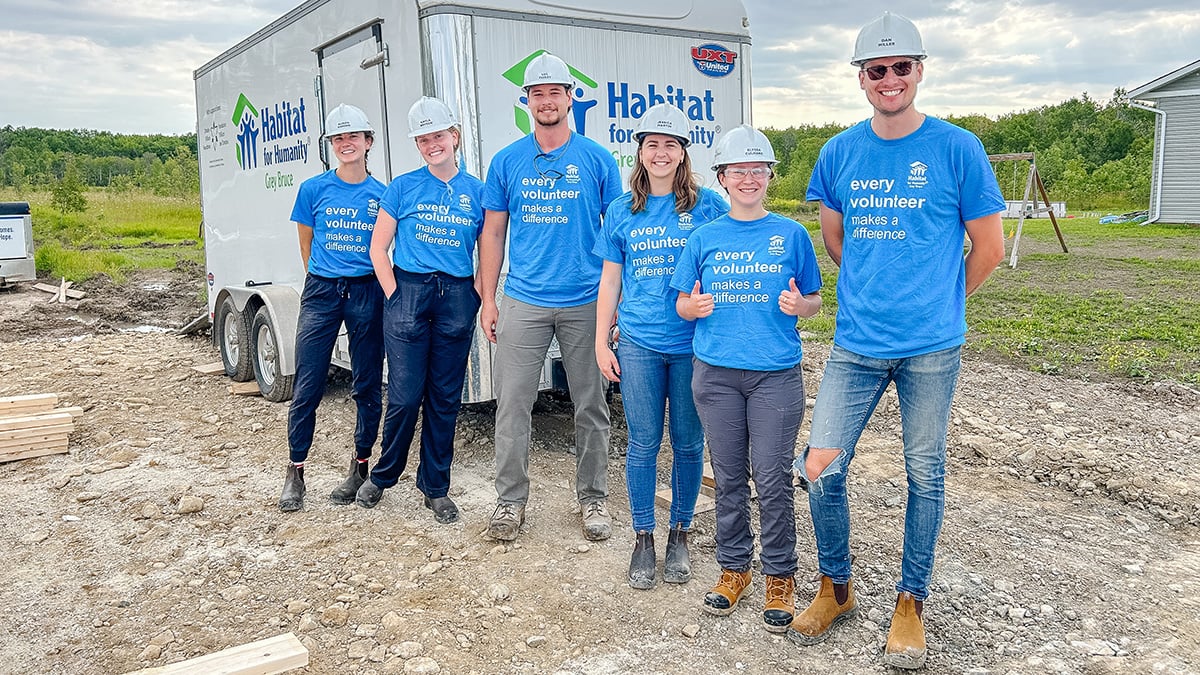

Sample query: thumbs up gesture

[779,277,803,317]
[677,280,715,320]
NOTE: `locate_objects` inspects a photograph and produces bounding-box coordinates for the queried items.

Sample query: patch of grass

[3,188,203,281]
[971,217,1199,383]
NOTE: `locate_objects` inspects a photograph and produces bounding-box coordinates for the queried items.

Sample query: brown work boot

[702,569,752,616]
[581,500,612,541]
[763,575,796,633]
[487,502,525,541]
[788,575,858,646]
[883,592,927,669]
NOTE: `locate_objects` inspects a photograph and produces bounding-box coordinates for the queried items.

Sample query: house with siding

[1128,59,1200,225]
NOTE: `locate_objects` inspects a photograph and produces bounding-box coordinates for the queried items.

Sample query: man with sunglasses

[477,52,622,543]
[788,12,1006,670]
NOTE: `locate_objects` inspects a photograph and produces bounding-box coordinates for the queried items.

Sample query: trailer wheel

[252,306,294,402]
[217,296,254,381]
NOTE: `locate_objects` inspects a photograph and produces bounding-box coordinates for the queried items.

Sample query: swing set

[988,152,1068,268]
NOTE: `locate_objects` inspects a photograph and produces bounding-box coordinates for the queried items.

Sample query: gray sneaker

[487,502,525,541]
[582,500,612,541]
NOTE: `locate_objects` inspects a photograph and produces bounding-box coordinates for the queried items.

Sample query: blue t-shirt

[290,170,385,278]
[379,166,484,278]
[806,116,1006,359]
[670,213,822,371]
[482,132,622,307]
[594,188,729,354]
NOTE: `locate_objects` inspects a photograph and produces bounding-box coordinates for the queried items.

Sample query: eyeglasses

[724,167,770,180]
[861,60,916,81]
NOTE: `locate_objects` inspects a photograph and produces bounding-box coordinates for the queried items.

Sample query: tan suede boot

[702,569,752,616]
[762,575,796,633]
[787,575,858,646]
[883,592,927,669]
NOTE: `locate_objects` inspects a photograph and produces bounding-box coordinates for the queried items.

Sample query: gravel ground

[0,274,1196,674]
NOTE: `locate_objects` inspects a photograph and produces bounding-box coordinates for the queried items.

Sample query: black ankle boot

[628,531,656,590]
[329,459,367,505]
[279,464,305,512]
[663,525,691,583]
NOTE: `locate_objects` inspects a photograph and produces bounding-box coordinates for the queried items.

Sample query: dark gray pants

[692,359,805,577]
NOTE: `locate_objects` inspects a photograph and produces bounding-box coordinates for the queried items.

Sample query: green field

[5,188,1197,385]
[787,209,1200,385]
[2,188,203,283]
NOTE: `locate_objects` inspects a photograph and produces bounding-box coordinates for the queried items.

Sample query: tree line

[1,89,1156,211]
[764,90,1155,211]
[0,126,199,199]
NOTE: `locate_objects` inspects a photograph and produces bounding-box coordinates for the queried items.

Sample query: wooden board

[192,362,225,375]
[32,282,86,300]
[123,632,308,675]
[702,461,716,488]
[0,439,69,463]
[0,393,59,415]
[0,424,74,443]
[0,412,74,432]
[656,487,716,515]
[0,431,71,451]
[228,381,261,396]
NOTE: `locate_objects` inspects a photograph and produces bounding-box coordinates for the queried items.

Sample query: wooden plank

[31,283,86,300]
[228,381,261,396]
[122,632,309,675]
[0,412,74,431]
[0,439,69,463]
[0,423,75,442]
[702,462,716,489]
[56,406,85,418]
[192,362,225,375]
[0,393,58,413]
[655,487,716,515]
[0,432,71,450]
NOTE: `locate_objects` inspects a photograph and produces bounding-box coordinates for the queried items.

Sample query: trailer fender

[217,285,302,377]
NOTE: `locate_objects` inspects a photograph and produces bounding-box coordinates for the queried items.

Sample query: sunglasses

[862,60,916,81]
[724,167,771,180]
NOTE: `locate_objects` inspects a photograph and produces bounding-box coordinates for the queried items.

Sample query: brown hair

[629,138,699,214]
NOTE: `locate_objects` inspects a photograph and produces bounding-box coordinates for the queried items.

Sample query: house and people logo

[501,50,599,136]
[232,94,260,170]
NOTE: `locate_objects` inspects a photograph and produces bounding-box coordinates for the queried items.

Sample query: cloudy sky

[0,0,1197,135]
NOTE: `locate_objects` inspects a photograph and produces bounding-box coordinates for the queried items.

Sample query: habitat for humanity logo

[501,50,599,136]
[231,93,312,171]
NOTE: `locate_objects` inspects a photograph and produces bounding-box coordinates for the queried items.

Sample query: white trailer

[0,202,36,286]
[194,0,752,403]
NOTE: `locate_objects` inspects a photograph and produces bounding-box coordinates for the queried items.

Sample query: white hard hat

[407,96,457,138]
[711,125,777,171]
[522,52,574,91]
[851,11,926,66]
[323,103,374,137]
[633,103,691,146]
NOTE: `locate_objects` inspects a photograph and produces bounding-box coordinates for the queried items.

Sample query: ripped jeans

[800,344,961,600]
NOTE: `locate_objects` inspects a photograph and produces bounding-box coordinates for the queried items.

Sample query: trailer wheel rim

[256,323,278,387]
[224,314,241,364]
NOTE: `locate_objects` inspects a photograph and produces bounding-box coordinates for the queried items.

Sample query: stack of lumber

[0,394,81,463]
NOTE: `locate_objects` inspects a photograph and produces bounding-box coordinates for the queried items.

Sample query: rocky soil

[0,272,1196,674]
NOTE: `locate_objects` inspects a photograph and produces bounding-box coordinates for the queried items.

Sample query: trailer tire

[252,306,294,402]
[217,296,254,382]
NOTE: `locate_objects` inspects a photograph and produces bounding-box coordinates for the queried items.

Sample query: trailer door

[316,22,393,182]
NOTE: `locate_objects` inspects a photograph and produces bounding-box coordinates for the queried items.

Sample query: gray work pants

[693,359,805,577]
[493,295,610,505]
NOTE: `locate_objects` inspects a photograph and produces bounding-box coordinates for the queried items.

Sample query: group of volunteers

[277,11,1005,671]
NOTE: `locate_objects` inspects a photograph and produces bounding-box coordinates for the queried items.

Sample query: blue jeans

[693,359,805,577]
[803,344,962,600]
[288,273,385,464]
[616,339,704,532]
[372,268,480,498]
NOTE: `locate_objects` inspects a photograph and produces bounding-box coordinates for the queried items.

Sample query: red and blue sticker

[691,43,737,78]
